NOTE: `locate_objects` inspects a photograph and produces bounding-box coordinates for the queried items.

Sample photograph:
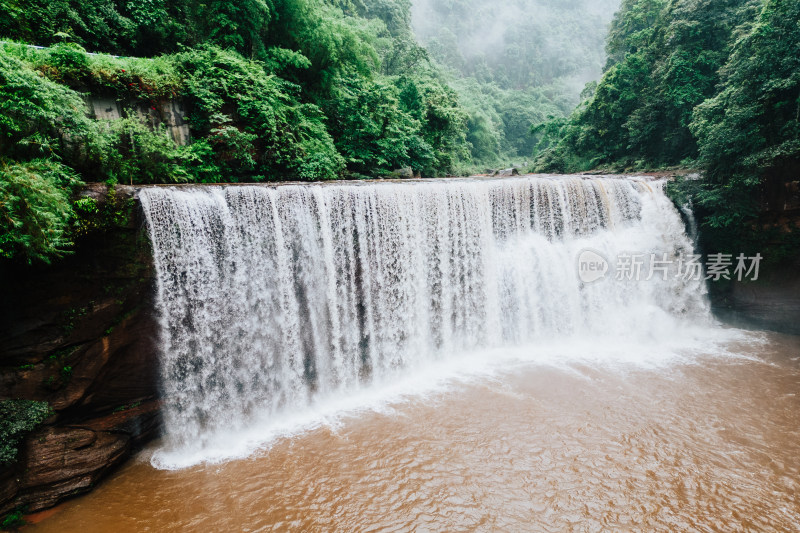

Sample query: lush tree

[533,0,766,170]
[0,159,81,262]
[534,0,799,256]
[688,0,800,252]
[692,0,800,183]
[408,0,619,165]
[324,71,426,175]
[0,52,94,162]
[178,47,344,181]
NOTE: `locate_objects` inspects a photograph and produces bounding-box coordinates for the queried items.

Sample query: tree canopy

[0,0,477,261]
[533,0,799,255]
[2,0,798,262]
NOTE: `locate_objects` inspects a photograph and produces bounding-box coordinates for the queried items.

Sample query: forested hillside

[0,0,473,262]
[411,0,619,165]
[533,0,800,256]
[2,0,798,264]
[0,0,626,263]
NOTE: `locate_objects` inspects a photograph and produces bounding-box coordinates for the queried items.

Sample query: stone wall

[86,96,191,146]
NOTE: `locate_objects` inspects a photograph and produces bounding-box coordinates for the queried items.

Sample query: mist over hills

[409,0,620,164]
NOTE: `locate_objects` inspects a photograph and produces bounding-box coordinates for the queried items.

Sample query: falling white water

[140,176,710,466]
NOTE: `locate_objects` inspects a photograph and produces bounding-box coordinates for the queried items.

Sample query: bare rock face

[0,185,163,516]
[708,170,800,334]
[710,254,800,334]
[390,167,414,179]
[87,97,190,146]
[493,168,520,177]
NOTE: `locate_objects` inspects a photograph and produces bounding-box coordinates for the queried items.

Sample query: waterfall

[140,176,709,464]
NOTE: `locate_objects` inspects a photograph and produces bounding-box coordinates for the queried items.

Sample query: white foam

[148,324,758,469]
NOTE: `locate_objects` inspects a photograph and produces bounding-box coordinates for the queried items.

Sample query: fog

[411,0,621,90]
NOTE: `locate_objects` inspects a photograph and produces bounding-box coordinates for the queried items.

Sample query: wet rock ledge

[0,184,161,517]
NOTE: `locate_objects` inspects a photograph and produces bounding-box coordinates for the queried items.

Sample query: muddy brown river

[27,331,800,532]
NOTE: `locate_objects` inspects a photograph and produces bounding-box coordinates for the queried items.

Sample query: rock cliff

[709,173,800,334]
[0,185,161,517]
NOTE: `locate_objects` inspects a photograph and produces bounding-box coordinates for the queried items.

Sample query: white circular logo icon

[577,249,609,283]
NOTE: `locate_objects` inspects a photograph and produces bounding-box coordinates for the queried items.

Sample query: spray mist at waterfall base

[148,326,757,470]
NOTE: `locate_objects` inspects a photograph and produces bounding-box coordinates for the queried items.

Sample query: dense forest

[0,0,617,263]
[533,0,800,255]
[0,0,472,262]
[1,0,798,263]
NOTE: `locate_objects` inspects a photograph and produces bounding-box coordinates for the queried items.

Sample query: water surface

[29,332,800,532]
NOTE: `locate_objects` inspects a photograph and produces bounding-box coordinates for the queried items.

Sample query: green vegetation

[0,0,473,187]
[412,0,619,167]
[1,508,25,530]
[2,0,798,262]
[532,0,759,171]
[0,399,52,466]
[177,46,344,182]
[112,401,141,413]
[0,51,88,262]
[0,0,495,262]
[0,160,81,262]
[689,0,800,255]
[534,0,800,255]
[72,188,135,238]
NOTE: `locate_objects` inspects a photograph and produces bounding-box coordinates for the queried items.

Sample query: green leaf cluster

[0,160,81,262]
[177,46,344,182]
[0,52,89,262]
[0,399,52,466]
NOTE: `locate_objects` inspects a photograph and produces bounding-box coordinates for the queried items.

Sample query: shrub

[177,46,344,181]
[0,399,52,466]
[0,159,81,263]
[0,51,94,162]
[93,118,192,185]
